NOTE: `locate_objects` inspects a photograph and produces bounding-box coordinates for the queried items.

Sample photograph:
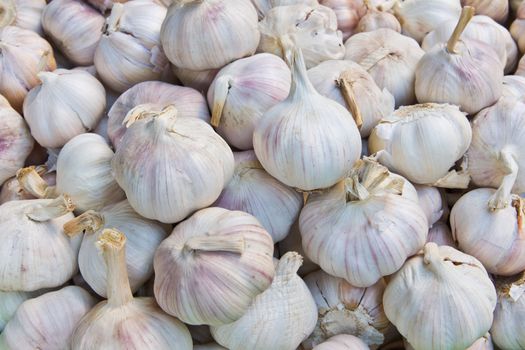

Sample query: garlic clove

[313,334,371,350]
[173,66,219,94]
[461,0,509,24]
[318,0,367,40]
[0,0,45,35]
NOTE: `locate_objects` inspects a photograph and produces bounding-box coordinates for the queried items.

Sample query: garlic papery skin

[112,105,234,223]
[258,4,345,69]
[64,201,168,298]
[250,0,319,19]
[211,252,317,350]
[313,335,370,350]
[173,67,219,94]
[307,59,394,138]
[161,0,259,71]
[302,270,391,348]
[404,334,495,350]
[214,151,303,243]
[0,26,56,112]
[71,229,193,350]
[95,1,169,93]
[318,0,366,40]
[356,4,401,33]
[154,207,275,326]
[300,159,428,287]
[343,28,424,107]
[384,243,497,350]
[1,286,96,350]
[450,188,525,276]
[427,221,457,248]
[253,48,361,192]
[0,291,39,332]
[42,0,105,66]
[461,0,508,23]
[414,185,445,227]
[0,0,45,34]
[502,75,525,101]
[108,81,210,149]
[278,221,319,276]
[207,53,291,150]
[369,103,472,187]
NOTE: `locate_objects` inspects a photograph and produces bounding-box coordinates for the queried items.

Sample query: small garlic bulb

[461,0,508,23]
[313,335,370,350]
[161,0,259,71]
[0,26,56,112]
[95,1,169,92]
[112,105,234,223]
[173,67,219,94]
[427,221,456,247]
[384,243,497,350]
[1,286,96,350]
[278,221,319,276]
[300,159,428,287]
[356,3,401,33]
[211,252,318,350]
[0,0,45,34]
[108,81,210,149]
[253,48,361,191]
[72,229,193,350]
[42,0,105,66]
[318,0,367,40]
[154,207,275,325]
[208,53,291,150]
[414,185,445,227]
[502,75,525,100]
[344,28,424,107]
[214,151,303,243]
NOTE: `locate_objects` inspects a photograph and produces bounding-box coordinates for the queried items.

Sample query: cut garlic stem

[124,104,178,128]
[104,3,124,33]
[447,6,475,54]
[423,242,447,278]
[378,0,397,12]
[16,167,56,199]
[184,234,246,255]
[276,251,303,276]
[512,196,525,231]
[26,195,75,222]
[63,210,104,237]
[336,71,364,129]
[488,148,519,210]
[0,0,16,27]
[211,75,233,127]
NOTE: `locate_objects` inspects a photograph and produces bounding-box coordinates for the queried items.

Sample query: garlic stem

[275,251,303,277]
[345,175,371,202]
[184,233,245,255]
[36,50,53,73]
[488,148,518,210]
[0,0,16,28]
[16,166,56,199]
[104,3,124,34]
[63,210,104,237]
[336,71,364,129]
[288,45,318,97]
[25,195,75,222]
[446,6,475,54]
[123,104,178,128]
[423,242,447,279]
[211,75,234,127]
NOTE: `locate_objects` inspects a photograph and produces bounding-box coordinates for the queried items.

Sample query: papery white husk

[427,221,456,248]
[462,0,509,23]
[414,185,445,227]
[173,66,219,94]
[278,220,319,276]
[502,75,525,101]
[0,290,44,332]
[313,335,370,350]
[319,0,367,40]
[0,0,45,34]
[356,5,401,33]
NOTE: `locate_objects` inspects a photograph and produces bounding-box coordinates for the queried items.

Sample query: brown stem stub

[26,195,75,222]
[336,71,363,129]
[513,196,524,232]
[63,210,104,237]
[447,6,475,54]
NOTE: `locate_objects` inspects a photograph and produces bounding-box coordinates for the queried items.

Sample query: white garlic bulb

[404,334,495,350]
[384,243,497,350]
[278,221,319,276]
[462,0,508,23]
[356,3,401,33]
[307,59,394,137]
[154,207,275,325]
[108,81,210,149]
[0,0,45,34]
[1,286,96,350]
[502,75,525,100]
[211,252,318,350]
[0,291,41,332]
[214,151,302,243]
[344,28,424,107]
[95,1,169,92]
[300,159,428,287]
[161,0,259,71]
[0,26,56,112]
[313,335,370,350]
[208,53,291,150]
[319,0,366,40]
[414,185,445,227]
[427,221,456,247]
[173,67,219,94]
[253,48,361,191]
[72,229,192,350]
[42,0,105,66]
[112,105,234,223]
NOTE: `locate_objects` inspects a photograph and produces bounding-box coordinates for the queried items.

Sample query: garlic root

[210,75,233,127]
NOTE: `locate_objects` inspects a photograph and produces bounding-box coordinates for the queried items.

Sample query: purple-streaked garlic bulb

[0,0,45,34]
[461,0,508,23]
[319,0,367,40]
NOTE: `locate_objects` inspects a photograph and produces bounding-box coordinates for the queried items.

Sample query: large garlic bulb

[173,67,219,94]
[344,28,424,107]
[427,221,456,247]
[313,335,370,350]
[461,0,508,23]
[0,26,56,112]
[414,185,445,227]
[208,53,291,150]
[384,243,497,350]
[108,81,210,148]
[278,221,319,276]
[154,207,275,325]
[42,0,105,66]
[253,48,361,191]
[300,159,428,287]
[319,0,366,40]
[161,0,259,71]
[72,229,193,350]
[211,252,318,350]
[356,2,401,33]
[0,0,45,34]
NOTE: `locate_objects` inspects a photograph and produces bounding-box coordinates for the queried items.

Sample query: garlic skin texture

[253,48,361,191]
[427,221,456,248]
[108,81,210,149]
[154,207,275,326]
[161,0,259,71]
[42,0,105,66]
[313,335,370,350]
[214,151,303,243]
[356,5,401,33]
[502,75,525,101]
[404,334,495,350]
[95,1,169,92]
[0,26,56,112]
[211,252,318,350]
[250,0,319,19]
[318,0,366,40]
[1,286,96,350]
[384,243,497,350]
[173,67,219,94]
[344,28,424,107]
[0,291,39,332]
[414,185,445,227]
[0,0,45,34]
[207,53,291,150]
[461,0,509,23]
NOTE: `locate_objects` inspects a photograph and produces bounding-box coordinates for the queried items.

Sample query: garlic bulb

[384,243,497,350]
[461,0,508,23]
[86,0,127,13]
[319,0,366,40]
[71,229,192,350]
[300,159,428,287]
[208,53,291,150]
[0,0,45,34]
[154,207,275,325]
[108,81,210,149]
[161,0,259,71]
[404,334,495,350]
[173,67,219,94]
[307,59,394,137]
[510,7,525,54]
[42,0,105,66]
[356,3,401,33]
[258,4,345,69]
[1,286,96,350]
[0,26,56,112]
[95,1,169,92]
[427,221,456,247]
[112,105,234,223]
[369,103,472,187]
[313,335,370,350]
[253,48,361,191]
[502,75,525,100]
[278,221,319,276]
[344,28,424,107]
[211,252,317,350]
[414,185,445,227]
[0,291,40,332]
[214,151,302,243]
